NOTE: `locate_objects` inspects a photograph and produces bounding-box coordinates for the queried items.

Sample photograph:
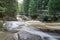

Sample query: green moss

[0,21,3,31]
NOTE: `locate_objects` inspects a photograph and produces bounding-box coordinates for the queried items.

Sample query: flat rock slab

[0,31,18,40]
[25,21,60,30]
[0,31,41,40]
[45,23,60,26]
[18,30,41,40]
[45,23,60,30]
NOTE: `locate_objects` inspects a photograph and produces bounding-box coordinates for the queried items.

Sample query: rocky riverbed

[0,21,60,40]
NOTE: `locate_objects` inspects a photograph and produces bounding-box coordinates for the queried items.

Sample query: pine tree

[5,0,18,18]
[23,0,49,18]
[23,0,30,16]
[48,0,60,21]
[0,0,18,20]
[28,0,37,16]
[48,0,60,15]
[0,0,6,18]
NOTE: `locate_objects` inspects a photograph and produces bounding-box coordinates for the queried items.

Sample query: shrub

[43,15,52,22]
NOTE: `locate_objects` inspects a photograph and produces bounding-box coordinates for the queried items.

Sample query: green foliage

[48,0,60,22]
[0,0,6,14]
[43,15,52,22]
[48,0,60,15]
[0,0,18,19]
[0,6,6,13]
[37,0,49,10]
[5,0,18,18]
[23,0,30,15]
[23,0,49,17]
[28,0,37,16]
[18,3,23,13]
[43,15,60,22]
[0,22,3,31]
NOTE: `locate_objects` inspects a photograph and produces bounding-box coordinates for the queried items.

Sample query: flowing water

[3,21,60,40]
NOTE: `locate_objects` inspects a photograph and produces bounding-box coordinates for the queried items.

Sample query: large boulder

[3,21,25,33]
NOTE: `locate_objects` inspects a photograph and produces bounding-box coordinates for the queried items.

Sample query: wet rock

[2,21,60,40]
[3,21,25,33]
[18,31,41,40]
[16,15,30,21]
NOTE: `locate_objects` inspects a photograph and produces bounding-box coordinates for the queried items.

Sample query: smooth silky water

[3,21,60,40]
